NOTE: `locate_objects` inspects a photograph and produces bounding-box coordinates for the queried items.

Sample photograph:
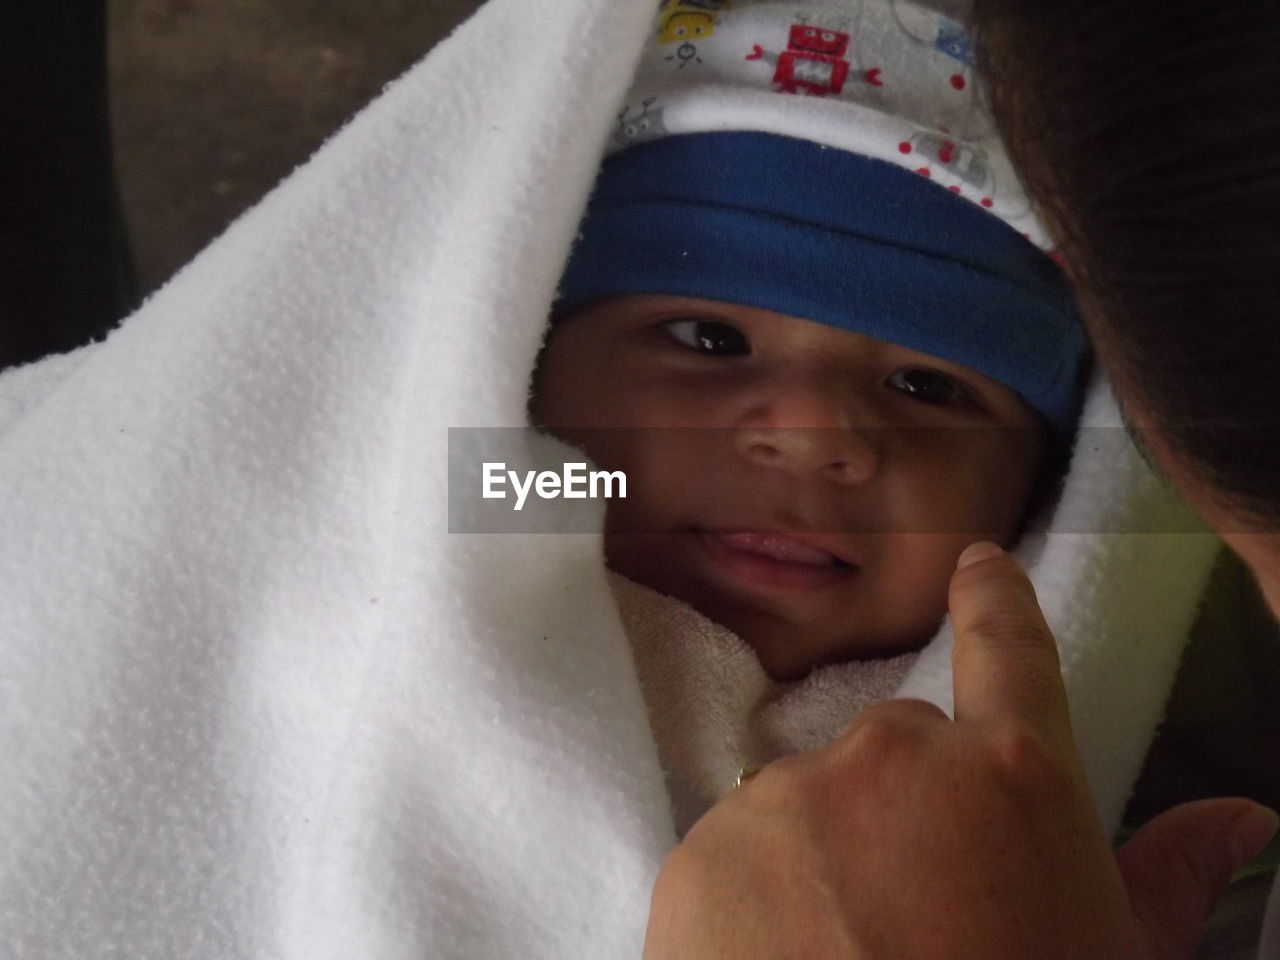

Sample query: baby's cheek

[875,534,966,625]
[598,449,688,537]
[914,443,1033,536]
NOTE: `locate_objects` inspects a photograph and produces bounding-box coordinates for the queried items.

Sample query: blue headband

[556,132,1087,441]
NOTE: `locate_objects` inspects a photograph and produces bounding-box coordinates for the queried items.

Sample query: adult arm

[644,543,1278,960]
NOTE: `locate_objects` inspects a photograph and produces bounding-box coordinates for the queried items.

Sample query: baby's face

[532,295,1047,680]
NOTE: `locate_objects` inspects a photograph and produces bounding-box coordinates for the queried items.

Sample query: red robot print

[777,24,850,95]
[895,128,1032,219]
[898,130,992,197]
[747,21,882,96]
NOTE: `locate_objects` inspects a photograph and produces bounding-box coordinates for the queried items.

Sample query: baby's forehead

[554,132,1085,441]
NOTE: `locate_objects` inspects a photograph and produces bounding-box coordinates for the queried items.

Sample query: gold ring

[734,764,765,789]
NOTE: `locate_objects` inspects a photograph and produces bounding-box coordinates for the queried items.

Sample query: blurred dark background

[1,0,480,370]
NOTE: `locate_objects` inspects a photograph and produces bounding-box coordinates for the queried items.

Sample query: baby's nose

[732,377,880,484]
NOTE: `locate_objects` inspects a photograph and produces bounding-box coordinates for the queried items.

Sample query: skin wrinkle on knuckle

[1158,829,1224,907]
[841,709,930,771]
[961,650,1055,702]
[843,695,945,734]
[983,723,1068,799]
[957,605,1050,657]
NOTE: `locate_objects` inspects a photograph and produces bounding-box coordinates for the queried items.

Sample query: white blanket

[0,1,1218,957]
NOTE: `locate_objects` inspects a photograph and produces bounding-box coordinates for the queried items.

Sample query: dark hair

[972,0,1280,531]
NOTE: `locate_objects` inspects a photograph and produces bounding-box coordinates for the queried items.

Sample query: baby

[533,0,1086,683]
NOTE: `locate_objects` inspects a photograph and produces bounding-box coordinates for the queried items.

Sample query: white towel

[0,1,1217,958]
[612,572,917,836]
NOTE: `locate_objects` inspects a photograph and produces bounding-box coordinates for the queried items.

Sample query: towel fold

[613,572,917,835]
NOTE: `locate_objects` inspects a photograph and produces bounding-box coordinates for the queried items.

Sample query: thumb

[1117,798,1279,960]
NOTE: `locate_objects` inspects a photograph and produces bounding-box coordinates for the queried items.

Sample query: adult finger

[948,541,1071,740]
[1119,798,1279,960]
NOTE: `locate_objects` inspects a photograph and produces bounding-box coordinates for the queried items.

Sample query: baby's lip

[710,531,856,568]
[691,527,860,586]
[693,528,859,592]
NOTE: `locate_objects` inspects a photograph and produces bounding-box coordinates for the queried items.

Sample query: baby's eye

[886,368,963,404]
[663,319,751,356]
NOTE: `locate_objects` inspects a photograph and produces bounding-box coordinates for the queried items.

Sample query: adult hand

[643,542,1278,960]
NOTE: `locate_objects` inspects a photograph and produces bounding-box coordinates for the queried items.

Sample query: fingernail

[1229,804,1279,871]
[957,542,1004,570]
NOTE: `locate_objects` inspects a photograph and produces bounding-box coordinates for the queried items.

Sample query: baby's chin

[711,606,933,682]
[603,530,942,680]
[617,562,932,681]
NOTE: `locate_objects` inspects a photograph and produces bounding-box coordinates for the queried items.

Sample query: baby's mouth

[693,529,859,590]
[714,532,853,567]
